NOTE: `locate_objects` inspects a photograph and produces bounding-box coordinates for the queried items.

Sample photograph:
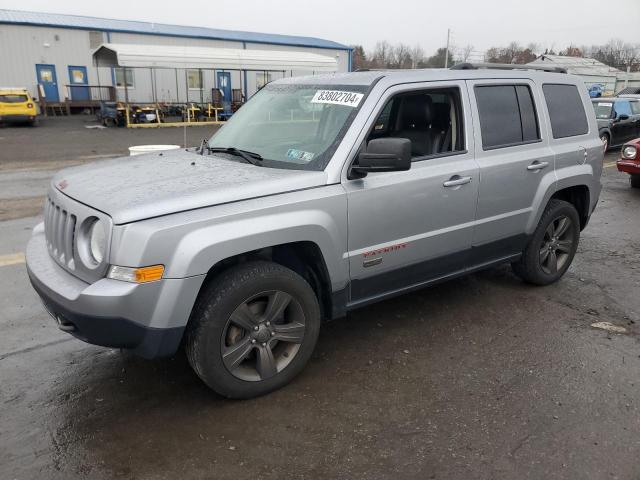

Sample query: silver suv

[27,65,603,398]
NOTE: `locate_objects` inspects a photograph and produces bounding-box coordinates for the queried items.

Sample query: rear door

[467,79,555,263]
[35,64,59,102]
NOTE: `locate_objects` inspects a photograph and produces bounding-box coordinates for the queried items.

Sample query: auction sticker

[287,149,315,162]
[311,90,364,108]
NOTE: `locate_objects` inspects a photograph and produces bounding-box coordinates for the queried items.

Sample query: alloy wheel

[221,290,306,382]
[539,215,575,275]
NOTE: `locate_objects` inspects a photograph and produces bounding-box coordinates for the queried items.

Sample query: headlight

[88,219,106,264]
[622,145,637,160]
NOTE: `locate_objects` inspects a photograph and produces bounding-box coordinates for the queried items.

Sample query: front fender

[110,185,349,291]
[173,210,348,290]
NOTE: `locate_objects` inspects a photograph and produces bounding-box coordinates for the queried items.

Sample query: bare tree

[460,44,474,63]
[410,44,425,69]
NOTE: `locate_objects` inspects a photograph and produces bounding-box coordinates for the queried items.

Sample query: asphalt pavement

[0,118,639,479]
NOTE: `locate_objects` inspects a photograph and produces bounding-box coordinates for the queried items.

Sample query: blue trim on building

[348,49,353,72]
[0,9,351,51]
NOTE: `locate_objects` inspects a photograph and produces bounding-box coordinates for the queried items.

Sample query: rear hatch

[0,91,33,115]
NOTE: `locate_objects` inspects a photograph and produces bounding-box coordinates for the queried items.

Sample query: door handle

[527,161,549,171]
[443,176,472,187]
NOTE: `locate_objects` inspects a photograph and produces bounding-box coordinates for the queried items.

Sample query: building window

[256,72,273,91]
[114,68,134,88]
[187,70,203,89]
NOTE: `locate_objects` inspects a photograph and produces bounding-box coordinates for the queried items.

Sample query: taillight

[27,103,33,108]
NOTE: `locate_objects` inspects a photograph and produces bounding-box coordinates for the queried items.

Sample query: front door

[36,64,59,102]
[612,100,637,144]
[217,71,232,113]
[467,80,555,263]
[68,66,90,101]
[344,81,479,307]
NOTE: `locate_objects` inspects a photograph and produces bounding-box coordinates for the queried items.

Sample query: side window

[631,101,640,115]
[475,85,540,149]
[614,101,632,117]
[366,87,465,159]
[542,84,589,138]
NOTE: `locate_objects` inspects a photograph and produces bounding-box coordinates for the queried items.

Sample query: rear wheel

[512,199,580,285]
[630,174,640,189]
[185,261,321,399]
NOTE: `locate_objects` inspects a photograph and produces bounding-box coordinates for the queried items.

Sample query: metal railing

[64,85,117,103]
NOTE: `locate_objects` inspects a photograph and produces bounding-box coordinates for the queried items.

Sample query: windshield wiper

[205,146,263,166]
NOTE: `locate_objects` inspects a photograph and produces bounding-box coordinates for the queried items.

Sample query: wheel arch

[197,241,335,321]
[550,184,591,230]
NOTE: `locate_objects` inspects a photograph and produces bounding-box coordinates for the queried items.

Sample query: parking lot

[1,117,639,479]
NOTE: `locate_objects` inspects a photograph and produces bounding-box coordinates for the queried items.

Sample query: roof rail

[451,62,567,74]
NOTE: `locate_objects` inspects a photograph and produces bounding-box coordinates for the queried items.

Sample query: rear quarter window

[542,84,589,138]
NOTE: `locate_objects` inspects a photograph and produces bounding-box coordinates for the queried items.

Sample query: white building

[529,55,640,96]
[0,9,351,108]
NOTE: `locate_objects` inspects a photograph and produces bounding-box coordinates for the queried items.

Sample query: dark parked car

[592,97,640,151]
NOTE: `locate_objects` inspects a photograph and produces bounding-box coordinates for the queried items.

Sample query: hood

[52,149,328,224]
[596,118,613,129]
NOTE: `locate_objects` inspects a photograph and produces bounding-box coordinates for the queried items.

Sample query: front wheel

[185,261,321,399]
[630,174,640,189]
[512,199,580,286]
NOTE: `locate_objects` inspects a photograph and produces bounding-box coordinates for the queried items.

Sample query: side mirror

[617,113,630,121]
[350,138,411,178]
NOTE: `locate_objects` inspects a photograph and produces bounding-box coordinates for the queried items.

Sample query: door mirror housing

[616,113,630,121]
[350,138,412,179]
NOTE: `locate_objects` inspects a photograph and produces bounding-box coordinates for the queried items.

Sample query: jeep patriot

[27,65,603,398]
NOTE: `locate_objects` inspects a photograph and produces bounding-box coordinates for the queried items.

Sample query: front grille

[44,197,77,270]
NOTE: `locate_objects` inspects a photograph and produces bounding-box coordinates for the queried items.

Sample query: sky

[1,0,638,57]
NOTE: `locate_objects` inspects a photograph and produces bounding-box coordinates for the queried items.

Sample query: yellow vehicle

[0,88,38,126]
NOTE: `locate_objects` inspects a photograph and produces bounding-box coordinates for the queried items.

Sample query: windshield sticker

[311,90,364,108]
[287,149,315,162]
[598,102,613,107]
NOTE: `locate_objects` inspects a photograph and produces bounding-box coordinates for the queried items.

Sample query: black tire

[185,261,321,399]
[512,199,580,286]
[630,175,640,189]
[600,133,609,152]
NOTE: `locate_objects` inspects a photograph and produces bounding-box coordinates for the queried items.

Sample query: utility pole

[444,28,451,68]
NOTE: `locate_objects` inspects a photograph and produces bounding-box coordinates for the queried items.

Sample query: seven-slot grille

[44,197,77,269]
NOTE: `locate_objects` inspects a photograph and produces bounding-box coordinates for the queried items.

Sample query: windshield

[592,101,613,119]
[207,83,368,170]
[0,94,28,103]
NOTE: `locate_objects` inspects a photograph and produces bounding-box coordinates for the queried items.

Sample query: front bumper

[617,159,640,175]
[26,225,204,358]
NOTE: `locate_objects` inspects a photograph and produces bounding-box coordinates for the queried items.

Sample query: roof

[0,8,350,51]
[93,43,338,72]
[591,97,637,103]
[617,87,640,95]
[275,67,580,88]
[529,55,620,76]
